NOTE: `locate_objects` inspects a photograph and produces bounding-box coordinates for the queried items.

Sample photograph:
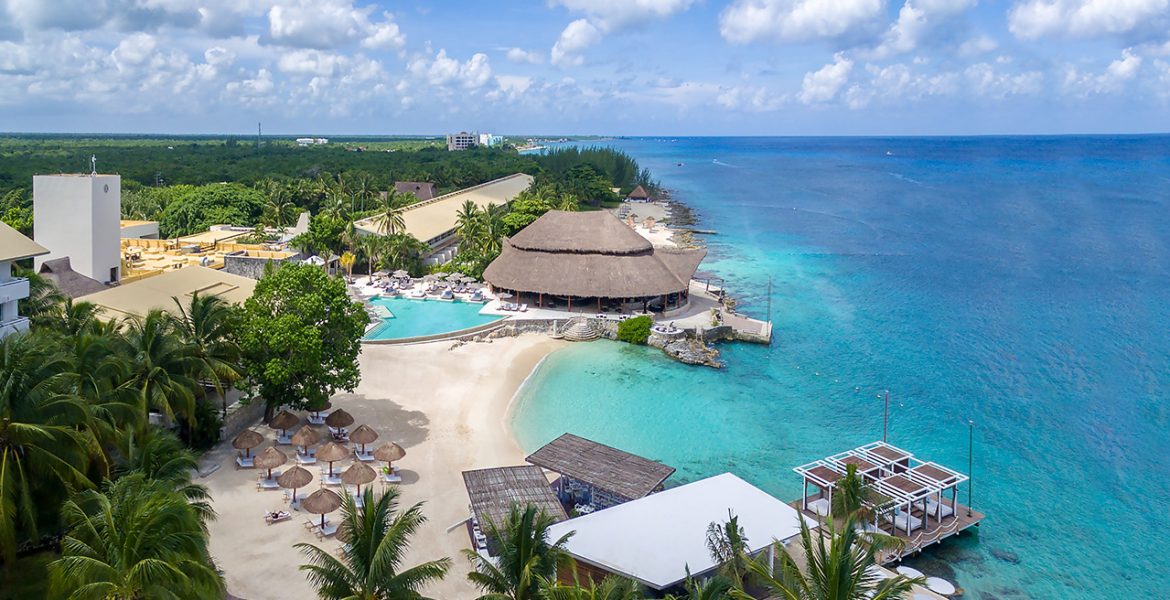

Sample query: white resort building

[0,221,50,338]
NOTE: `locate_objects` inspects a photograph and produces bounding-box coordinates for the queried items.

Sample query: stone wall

[222,254,299,280]
[220,390,265,440]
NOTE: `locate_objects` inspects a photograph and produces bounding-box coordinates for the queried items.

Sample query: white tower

[33,173,122,284]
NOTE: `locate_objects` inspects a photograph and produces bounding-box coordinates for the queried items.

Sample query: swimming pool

[363,296,503,340]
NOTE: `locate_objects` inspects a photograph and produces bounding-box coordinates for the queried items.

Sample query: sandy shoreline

[204,334,568,600]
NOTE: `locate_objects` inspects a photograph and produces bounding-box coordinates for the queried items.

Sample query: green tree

[542,575,644,600]
[297,487,451,600]
[706,512,751,588]
[0,332,94,564]
[239,263,367,417]
[616,316,652,345]
[114,429,213,523]
[375,190,408,236]
[465,504,574,600]
[117,310,200,427]
[735,516,922,600]
[171,293,243,408]
[14,265,65,328]
[664,573,732,600]
[383,233,429,276]
[357,234,386,279]
[261,179,299,231]
[49,474,223,600]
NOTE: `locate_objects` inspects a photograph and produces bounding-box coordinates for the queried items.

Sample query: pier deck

[788,499,984,564]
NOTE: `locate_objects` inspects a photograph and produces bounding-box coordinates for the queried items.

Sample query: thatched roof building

[483,211,704,307]
[627,185,650,201]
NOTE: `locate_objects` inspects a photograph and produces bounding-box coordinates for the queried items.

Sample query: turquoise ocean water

[511,136,1170,599]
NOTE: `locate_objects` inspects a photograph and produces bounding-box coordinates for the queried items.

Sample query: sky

[1,0,1168,136]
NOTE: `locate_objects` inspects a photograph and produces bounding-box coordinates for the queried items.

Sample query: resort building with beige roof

[80,265,256,320]
[355,173,533,264]
[0,220,50,338]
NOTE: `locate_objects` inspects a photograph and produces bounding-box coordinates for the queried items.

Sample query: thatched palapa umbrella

[373,442,405,472]
[325,409,354,429]
[290,425,320,455]
[254,446,287,480]
[392,269,408,278]
[302,488,342,529]
[307,400,332,420]
[349,424,379,454]
[269,410,299,437]
[317,441,351,477]
[341,462,377,495]
[276,465,313,503]
[232,429,263,458]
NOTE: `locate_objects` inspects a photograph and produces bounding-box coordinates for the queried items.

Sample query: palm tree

[736,516,923,600]
[465,503,574,600]
[340,251,357,279]
[0,332,95,563]
[171,293,243,414]
[706,511,751,588]
[60,330,139,453]
[383,234,429,275]
[49,474,223,600]
[357,235,386,280]
[117,309,200,426]
[297,487,451,599]
[456,200,483,248]
[261,179,297,231]
[542,575,644,600]
[831,464,882,523]
[56,298,105,337]
[14,265,64,328]
[375,191,407,236]
[114,429,213,524]
[664,573,732,600]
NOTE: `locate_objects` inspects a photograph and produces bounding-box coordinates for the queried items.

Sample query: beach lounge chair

[520,304,528,312]
[296,452,317,465]
[307,412,328,425]
[264,510,292,525]
[257,477,280,491]
[276,432,292,445]
[807,497,830,517]
[383,472,402,484]
[236,455,254,469]
[321,472,343,487]
[316,523,339,538]
[926,499,954,519]
[354,448,375,462]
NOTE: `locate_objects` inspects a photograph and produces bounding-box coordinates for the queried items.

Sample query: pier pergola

[793,441,969,536]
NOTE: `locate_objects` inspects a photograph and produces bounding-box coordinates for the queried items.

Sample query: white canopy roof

[546,472,815,590]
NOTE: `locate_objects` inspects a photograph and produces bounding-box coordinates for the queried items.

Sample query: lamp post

[967,419,974,517]
[883,390,890,442]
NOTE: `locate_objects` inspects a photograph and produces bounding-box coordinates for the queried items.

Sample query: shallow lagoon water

[511,136,1170,599]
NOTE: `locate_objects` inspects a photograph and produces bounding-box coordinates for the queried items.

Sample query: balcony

[0,277,29,305]
[0,316,29,338]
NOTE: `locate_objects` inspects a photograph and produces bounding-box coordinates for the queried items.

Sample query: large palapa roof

[526,433,674,500]
[462,465,567,530]
[483,210,704,298]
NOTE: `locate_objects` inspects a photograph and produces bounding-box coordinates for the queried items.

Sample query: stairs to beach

[561,318,600,342]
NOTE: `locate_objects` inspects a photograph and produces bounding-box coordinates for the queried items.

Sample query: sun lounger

[354,449,375,462]
[276,433,292,445]
[926,499,954,519]
[807,497,830,517]
[307,413,327,425]
[316,523,339,538]
[321,473,343,486]
[383,472,402,484]
[265,510,292,525]
[520,304,528,312]
[296,453,317,465]
[236,455,254,469]
[257,477,280,491]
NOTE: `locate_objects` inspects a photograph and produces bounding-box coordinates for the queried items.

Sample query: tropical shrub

[617,316,653,345]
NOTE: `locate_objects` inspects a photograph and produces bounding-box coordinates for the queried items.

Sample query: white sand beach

[204,334,567,600]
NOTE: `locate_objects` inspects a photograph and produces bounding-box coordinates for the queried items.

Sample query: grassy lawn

[0,551,55,599]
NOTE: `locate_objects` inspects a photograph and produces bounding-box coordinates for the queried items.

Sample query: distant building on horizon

[446,132,478,151]
[296,138,328,146]
[478,133,503,148]
[34,173,122,285]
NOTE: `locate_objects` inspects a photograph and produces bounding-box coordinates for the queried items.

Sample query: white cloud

[800,53,853,103]
[505,47,543,64]
[1063,48,1143,94]
[1008,0,1170,40]
[958,35,999,57]
[277,49,347,77]
[869,0,977,59]
[268,0,406,50]
[4,0,201,33]
[720,0,884,44]
[551,18,601,66]
[408,49,492,90]
[551,0,695,31]
[965,62,1045,97]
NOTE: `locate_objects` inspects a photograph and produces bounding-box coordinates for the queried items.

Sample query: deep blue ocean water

[511,136,1170,599]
